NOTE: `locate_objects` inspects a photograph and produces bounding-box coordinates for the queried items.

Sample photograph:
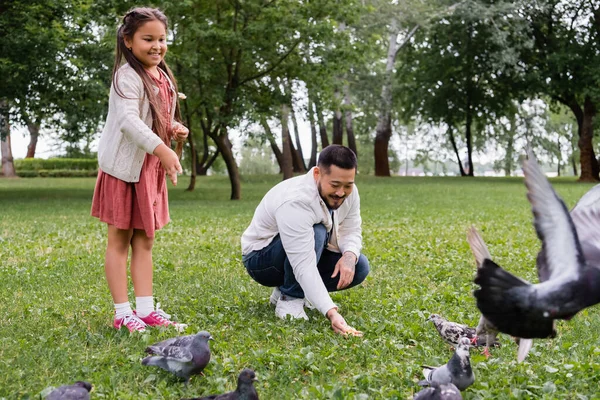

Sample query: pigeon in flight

[474,150,600,339]
[413,382,462,400]
[142,331,213,384]
[46,381,92,400]
[182,368,259,400]
[419,337,475,391]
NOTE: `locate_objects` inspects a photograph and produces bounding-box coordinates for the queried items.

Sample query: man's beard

[318,182,345,209]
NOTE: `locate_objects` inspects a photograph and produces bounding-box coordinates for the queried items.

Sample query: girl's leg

[130,229,154,297]
[105,224,134,303]
[131,229,184,328]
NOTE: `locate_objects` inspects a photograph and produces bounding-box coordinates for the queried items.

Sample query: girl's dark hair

[112,7,181,142]
[317,144,357,173]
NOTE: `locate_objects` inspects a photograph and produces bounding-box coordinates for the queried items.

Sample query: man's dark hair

[317,145,357,173]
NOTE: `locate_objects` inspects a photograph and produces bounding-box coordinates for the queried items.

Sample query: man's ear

[313,166,320,180]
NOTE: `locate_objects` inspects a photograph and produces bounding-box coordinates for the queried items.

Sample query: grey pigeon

[467,226,532,362]
[182,368,259,400]
[414,382,463,400]
[427,314,479,347]
[419,337,474,391]
[46,381,92,400]
[474,150,600,339]
[142,331,213,384]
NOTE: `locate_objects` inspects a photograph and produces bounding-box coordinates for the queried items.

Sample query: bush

[15,170,40,178]
[15,158,98,171]
[37,169,98,177]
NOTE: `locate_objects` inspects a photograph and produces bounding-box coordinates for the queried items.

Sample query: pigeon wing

[160,346,193,362]
[146,335,194,354]
[523,150,584,283]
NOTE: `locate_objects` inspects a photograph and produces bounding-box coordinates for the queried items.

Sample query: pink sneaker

[113,313,147,333]
[137,303,187,332]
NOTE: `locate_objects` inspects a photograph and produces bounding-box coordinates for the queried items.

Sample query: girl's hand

[153,144,182,185]
[172,122,189,142]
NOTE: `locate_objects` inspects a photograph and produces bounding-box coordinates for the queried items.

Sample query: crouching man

[241,145,370,335]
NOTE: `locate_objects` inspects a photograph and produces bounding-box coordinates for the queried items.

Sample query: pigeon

[467,226,532,362]
[427,314,479,347]
[46,381,92,400]
[142,331,213,384]
[474,149,600,339]
[182,368,259,400]
[419,337,474,391]
[413,382,463,400]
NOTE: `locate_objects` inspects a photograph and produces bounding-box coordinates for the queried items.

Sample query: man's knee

[353,254,370,285]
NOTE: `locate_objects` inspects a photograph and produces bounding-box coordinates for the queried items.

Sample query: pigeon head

[456,337,471,356]
[74,381,92,392]
[427,314,442,322]
[238,368,258,384]
[194,331,214,343]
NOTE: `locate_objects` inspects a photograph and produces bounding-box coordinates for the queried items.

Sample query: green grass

[1,175,600,399]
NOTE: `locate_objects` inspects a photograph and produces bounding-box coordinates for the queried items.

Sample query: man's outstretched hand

[327,308,363,336]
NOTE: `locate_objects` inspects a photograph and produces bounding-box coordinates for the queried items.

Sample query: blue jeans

[242,224,370,298]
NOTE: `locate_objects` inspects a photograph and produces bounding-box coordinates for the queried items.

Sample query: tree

[521,0,600,181]
[399,0,531,176]
[166,0,344,199]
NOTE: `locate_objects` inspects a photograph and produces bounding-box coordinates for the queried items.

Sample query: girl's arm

[113,70,164,155]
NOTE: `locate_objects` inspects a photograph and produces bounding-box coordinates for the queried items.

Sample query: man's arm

[275,201,337,315]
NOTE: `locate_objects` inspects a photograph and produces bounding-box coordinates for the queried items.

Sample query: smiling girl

[91,7,189,333]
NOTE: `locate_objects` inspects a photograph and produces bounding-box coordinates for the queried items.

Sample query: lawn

[1,174,599,400]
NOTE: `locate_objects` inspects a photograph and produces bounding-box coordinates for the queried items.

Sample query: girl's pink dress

[91,70,173,238]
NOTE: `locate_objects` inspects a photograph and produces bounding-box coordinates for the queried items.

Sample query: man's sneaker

[270,287,315,310]
[275,295,309,320]
[137,303,188,332]
[113,313,147,333]
[269,287,281,306]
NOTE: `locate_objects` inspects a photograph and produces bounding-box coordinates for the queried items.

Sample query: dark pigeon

[427,314,479,347]
[46,381,92,400]
[419,337,474,391]
[182,368,259,400]
[467,226,532,362]
[142,331,213,384]
[474,150,600,339]
[414,382,463,400]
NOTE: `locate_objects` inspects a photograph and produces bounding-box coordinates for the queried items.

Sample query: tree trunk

[290,103,306,172]
[315,98,329,149]
[578,96,599,182]
[281,104,294,180]
[374,18,399,177]
[0,100,16,177]
[26,121,40,158]
[447,125,466,176]
[186,133,198,191]
[465,97,474,177]
[260,116,284,172]
[213,131,241,200]
[504,134,514,176]
[343,84,357,157]
[332,107,343,145]
[307,97,318,168]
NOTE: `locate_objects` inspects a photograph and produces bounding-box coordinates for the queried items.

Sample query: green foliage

[15,158,98,171]
[1,176,600,398]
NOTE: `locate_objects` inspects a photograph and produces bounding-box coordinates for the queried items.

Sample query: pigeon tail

[142,355,167,368]
[474,259,554,338]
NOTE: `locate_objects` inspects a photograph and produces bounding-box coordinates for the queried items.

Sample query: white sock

[136,296,154,318]
[114,302,133,320]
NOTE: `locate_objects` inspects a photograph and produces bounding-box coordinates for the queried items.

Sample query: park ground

[1,175,600,399]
